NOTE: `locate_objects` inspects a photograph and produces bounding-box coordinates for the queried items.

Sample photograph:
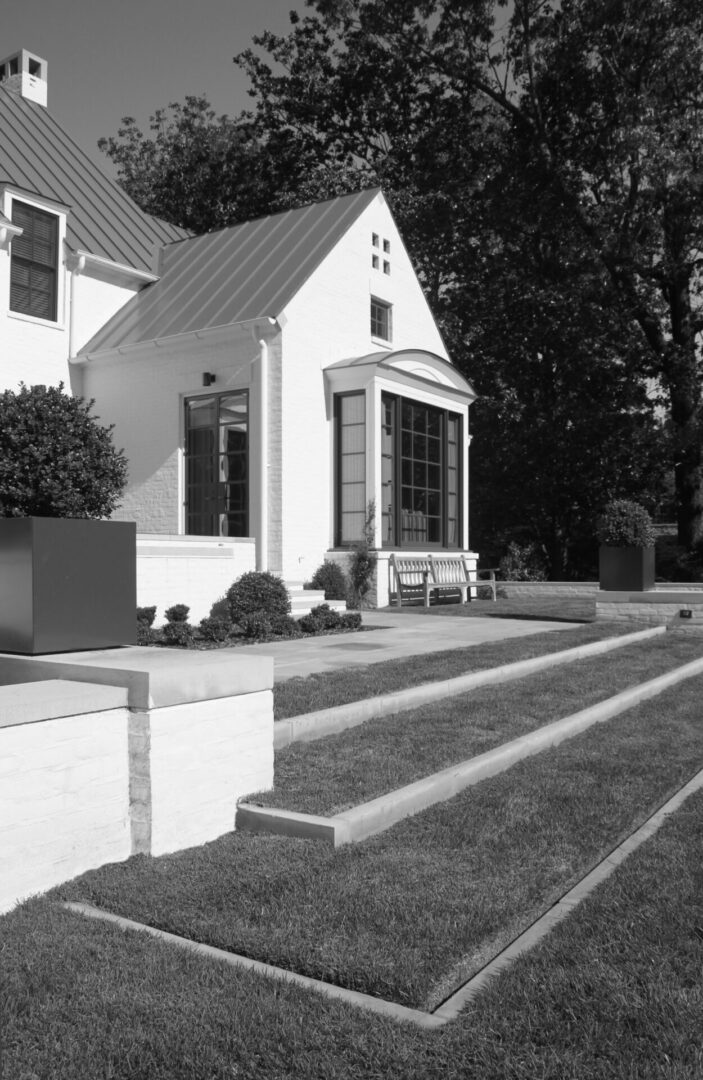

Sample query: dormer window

[10,201,59,321]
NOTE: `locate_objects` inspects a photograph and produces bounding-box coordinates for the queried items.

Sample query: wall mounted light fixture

[202,372,216,387]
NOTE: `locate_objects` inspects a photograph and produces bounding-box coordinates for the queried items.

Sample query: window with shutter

[10,201,59,322]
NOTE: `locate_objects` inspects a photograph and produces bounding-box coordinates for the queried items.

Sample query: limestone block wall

[0,681,131,914]
[0,649,274,914]
[596,590,703,627]
[146,690,273,855]
[137,535,256,623]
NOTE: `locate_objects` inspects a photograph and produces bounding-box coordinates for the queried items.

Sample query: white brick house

[0,49,477,613]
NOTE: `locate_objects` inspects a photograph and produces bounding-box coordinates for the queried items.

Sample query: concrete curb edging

[274,626,664,748]
[433,764,703,1021]
[61,762,703,1029]
[59,901,445,1029]
[240,652,703,846]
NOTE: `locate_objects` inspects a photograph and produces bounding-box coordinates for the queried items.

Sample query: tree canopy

[100,0,703,571]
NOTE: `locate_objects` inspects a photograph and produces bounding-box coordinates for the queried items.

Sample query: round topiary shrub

[0,383,128,518]
[226,571,291,623]
[309,561,348,601]
[164,604,190,623]
[596,500,655,548]
[136,606,157,628]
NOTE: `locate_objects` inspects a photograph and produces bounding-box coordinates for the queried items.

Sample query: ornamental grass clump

[595,499,655,548]
[0,383,127,519]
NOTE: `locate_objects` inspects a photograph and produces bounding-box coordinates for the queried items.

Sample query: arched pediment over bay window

[324,351,476,552]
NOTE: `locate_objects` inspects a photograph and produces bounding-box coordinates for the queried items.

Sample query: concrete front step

[285,582,347,617]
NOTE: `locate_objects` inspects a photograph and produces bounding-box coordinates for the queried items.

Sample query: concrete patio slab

[236,609,584,682]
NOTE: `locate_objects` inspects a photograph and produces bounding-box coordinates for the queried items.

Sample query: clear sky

[2,0,306,169]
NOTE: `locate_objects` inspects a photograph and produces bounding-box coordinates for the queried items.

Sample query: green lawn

[263,634,703,814]
[5,788,702,1080]
[274,620,627,719]
[54,679,703,1013]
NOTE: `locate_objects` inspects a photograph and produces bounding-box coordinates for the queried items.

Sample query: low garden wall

[596,588,703,627]
[137,534,256,623]
[498,581,599,597]
[0,649,274,913]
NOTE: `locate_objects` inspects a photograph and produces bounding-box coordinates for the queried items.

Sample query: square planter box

[599,545,655,592]
[0,518,137,654]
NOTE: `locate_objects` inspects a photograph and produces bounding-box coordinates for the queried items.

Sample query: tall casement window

[185,392,248,537]
[335,392,366,544]
[381,393,461,548]
[10,201,59,321]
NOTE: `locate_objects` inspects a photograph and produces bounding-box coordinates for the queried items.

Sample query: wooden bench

[390,554,498,607]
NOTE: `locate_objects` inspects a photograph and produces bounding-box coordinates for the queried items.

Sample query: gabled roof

[80,188,380,355]
[0,84,189,273]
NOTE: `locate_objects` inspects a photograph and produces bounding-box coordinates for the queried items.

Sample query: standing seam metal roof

[80,188,380,354]
[0,85,189,272]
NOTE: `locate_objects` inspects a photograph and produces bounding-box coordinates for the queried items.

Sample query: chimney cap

[0,50,48,107]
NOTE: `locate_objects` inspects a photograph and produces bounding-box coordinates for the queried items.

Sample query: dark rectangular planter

[599,545,655,592]
[0,518,137,654]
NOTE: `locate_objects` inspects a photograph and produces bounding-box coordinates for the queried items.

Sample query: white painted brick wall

[137,536,256,622]
[0,708,131,913]
[0,239,137,393]
[280,193,454,582]
[148,689,273,856]
[82,328,262,534]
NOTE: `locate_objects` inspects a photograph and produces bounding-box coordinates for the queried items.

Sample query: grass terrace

[6,783,701,1079]
[54,678,703,1013]
[264,634,703,814]
[274,619,626,720]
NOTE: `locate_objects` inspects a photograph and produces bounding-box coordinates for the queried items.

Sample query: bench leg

[460,585,468,604]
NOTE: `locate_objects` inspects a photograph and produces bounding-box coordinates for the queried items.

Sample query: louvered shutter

[10,202,58,321]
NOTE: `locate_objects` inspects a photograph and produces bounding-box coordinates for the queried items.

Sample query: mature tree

[236,0,703,547]
[98,96,327,232]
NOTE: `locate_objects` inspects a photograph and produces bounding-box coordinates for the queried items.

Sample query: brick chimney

[0,50,48,107]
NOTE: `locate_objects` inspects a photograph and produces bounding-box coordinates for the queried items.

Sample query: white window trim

[2,187,68,330]
[370,295,393,346]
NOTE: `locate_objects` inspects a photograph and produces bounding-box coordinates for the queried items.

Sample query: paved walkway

[237,609,583,682]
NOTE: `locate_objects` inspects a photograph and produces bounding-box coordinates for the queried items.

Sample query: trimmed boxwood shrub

[0,383,127,518]
[298,603,342,634]
[198,615,233,642]
[136,606,157,628]
[239,612,302,640]
[596,500,655,548]
[308,561,348,601]
[227,571,291,624]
